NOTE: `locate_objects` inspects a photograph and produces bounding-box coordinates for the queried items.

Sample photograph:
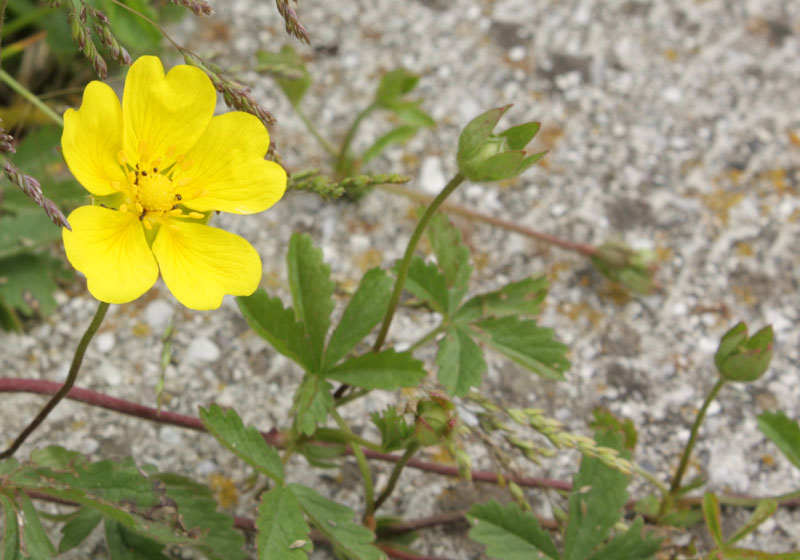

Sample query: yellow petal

[62,206,158,304]
[178,112,287,214]
[122,56,216,164]
[151,220,261,310]
[62,81,126,196]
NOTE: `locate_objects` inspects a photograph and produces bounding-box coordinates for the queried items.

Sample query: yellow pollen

[169,208,184,216]
[135,202,144,214]
[142,217,153,230]
[188,212,205,220]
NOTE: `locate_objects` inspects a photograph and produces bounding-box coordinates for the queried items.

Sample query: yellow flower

[61,56,286,310]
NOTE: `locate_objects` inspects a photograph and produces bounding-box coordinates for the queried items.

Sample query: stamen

[117,151,128,165]
[135,202,144,214]
[119,204,128,213]
[151,157,162,169]
[169,208,184,216]
[188,212,204,220]
[142,217,153,230]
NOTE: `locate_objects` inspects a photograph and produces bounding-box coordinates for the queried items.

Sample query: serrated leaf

[371,407,414,452]
[361,126,419,165]
[105,519,169,560]
[293,376,334,436]
[1,494,21,560]
[255,45,311,105]
[199,404,283,483]
[757,411,800,470]
[467,500,558,560]
[287,233,335,370]
[375,68,419,106]
[325,349,426,390]
[257,485,311,559]
[58,507,102,553]
[499,122,541,150]
[472,316,569,380]
[454,276,548,323]
[19,494,55,559]
[296,441,347,469]
[289,484,384,560]
[154,472,246,560]
[726,499,778,546]
[237,290,315,372]
[590,409,638,452]
[324,268,393,369]
[436,326,486,396]
[563,430,630,560]
[428,213,472,310]
[589,517,661,560]
[401,256,449,314]
[703,492,724,546]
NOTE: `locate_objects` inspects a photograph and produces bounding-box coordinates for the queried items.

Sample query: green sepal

[715,323,774,382]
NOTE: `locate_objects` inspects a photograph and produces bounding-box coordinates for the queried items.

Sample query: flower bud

[456,105,545,182]
[590,240,657,294]
[715,322,774,382]
[413,393,456,447]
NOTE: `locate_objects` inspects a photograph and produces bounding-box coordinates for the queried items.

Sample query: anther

[119,204,128,213]
[117,151,128,165]
[135,202,144,214]
[175,194,182,201]
[142,217,153,230]
[188,212,204,220]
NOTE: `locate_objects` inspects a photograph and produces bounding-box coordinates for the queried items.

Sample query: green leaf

[293,376,334,436]
[499,122,541,150]
[0,212,63,260]
[256,486,312,559]
[371,407,414,452]
[105,519,169,560]
[154,472,246,560]
[563,431,629,560]
[97,0,163,55]
[725,499,778,546]
[467,500,558,560]
[428,213,472,310]
[590,409,638,452]
[757,411,800,469]
[361,126,419,165]
[0,253,71,317]
[589,517,661,560]
[324,268,393,369]
[19,494,55,559]
[325,349,426,390]
[199,404,284,483]
[472,316,569,380]
[375,68,419,106]
[455,276,549,323]
[289,484,383,560]
[58,507,103,553]
[287,233,335,370]
[1,494,21,560]
[387,100,435,128]
[703,492,724,546]
[255,45,311,105]
[401,256,449,314]
[237,290,315,372]
[436,326,486,396]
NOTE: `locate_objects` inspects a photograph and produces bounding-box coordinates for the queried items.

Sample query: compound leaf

[58,507,103,553]
[757,411,800,470]
[401,256,449,314]
[589,517,660,560]
[436,326,486,396]
[467,500,558,560]
[256,485,311,559]
[428,213,471,310]
[293,376,334,436]
[325,349,426,390]
[455,276,548,323]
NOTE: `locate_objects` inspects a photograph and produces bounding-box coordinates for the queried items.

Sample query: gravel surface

[2,0,799,558]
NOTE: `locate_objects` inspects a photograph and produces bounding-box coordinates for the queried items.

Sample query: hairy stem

[374,443,420,512]
[373,172,465,351]
[0,301,109,459]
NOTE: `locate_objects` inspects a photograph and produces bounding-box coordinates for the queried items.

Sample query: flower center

[135,167,175,212]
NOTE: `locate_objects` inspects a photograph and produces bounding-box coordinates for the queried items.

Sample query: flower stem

[374,443,420,512]
[336,102,377,174]
[330,407,375,519]
[0,69,63,127]
[294,103,337,156]
[669,377,727,494]
[379,182,597,257]
[373,173,465,352]
[407,323,445,353]
[0,301,109,459]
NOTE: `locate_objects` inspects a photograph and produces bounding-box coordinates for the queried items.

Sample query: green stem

[336,102,377,174]
[373,172,466,351]
[0,301,110,459]
[330,407,375,518]
[632,464,669,498]
[334,388,368,407]
[670,378,727,493]
[315,428,384,453]
[374,443,420,512]
[0,69,63,127]
[294,103,337,156]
